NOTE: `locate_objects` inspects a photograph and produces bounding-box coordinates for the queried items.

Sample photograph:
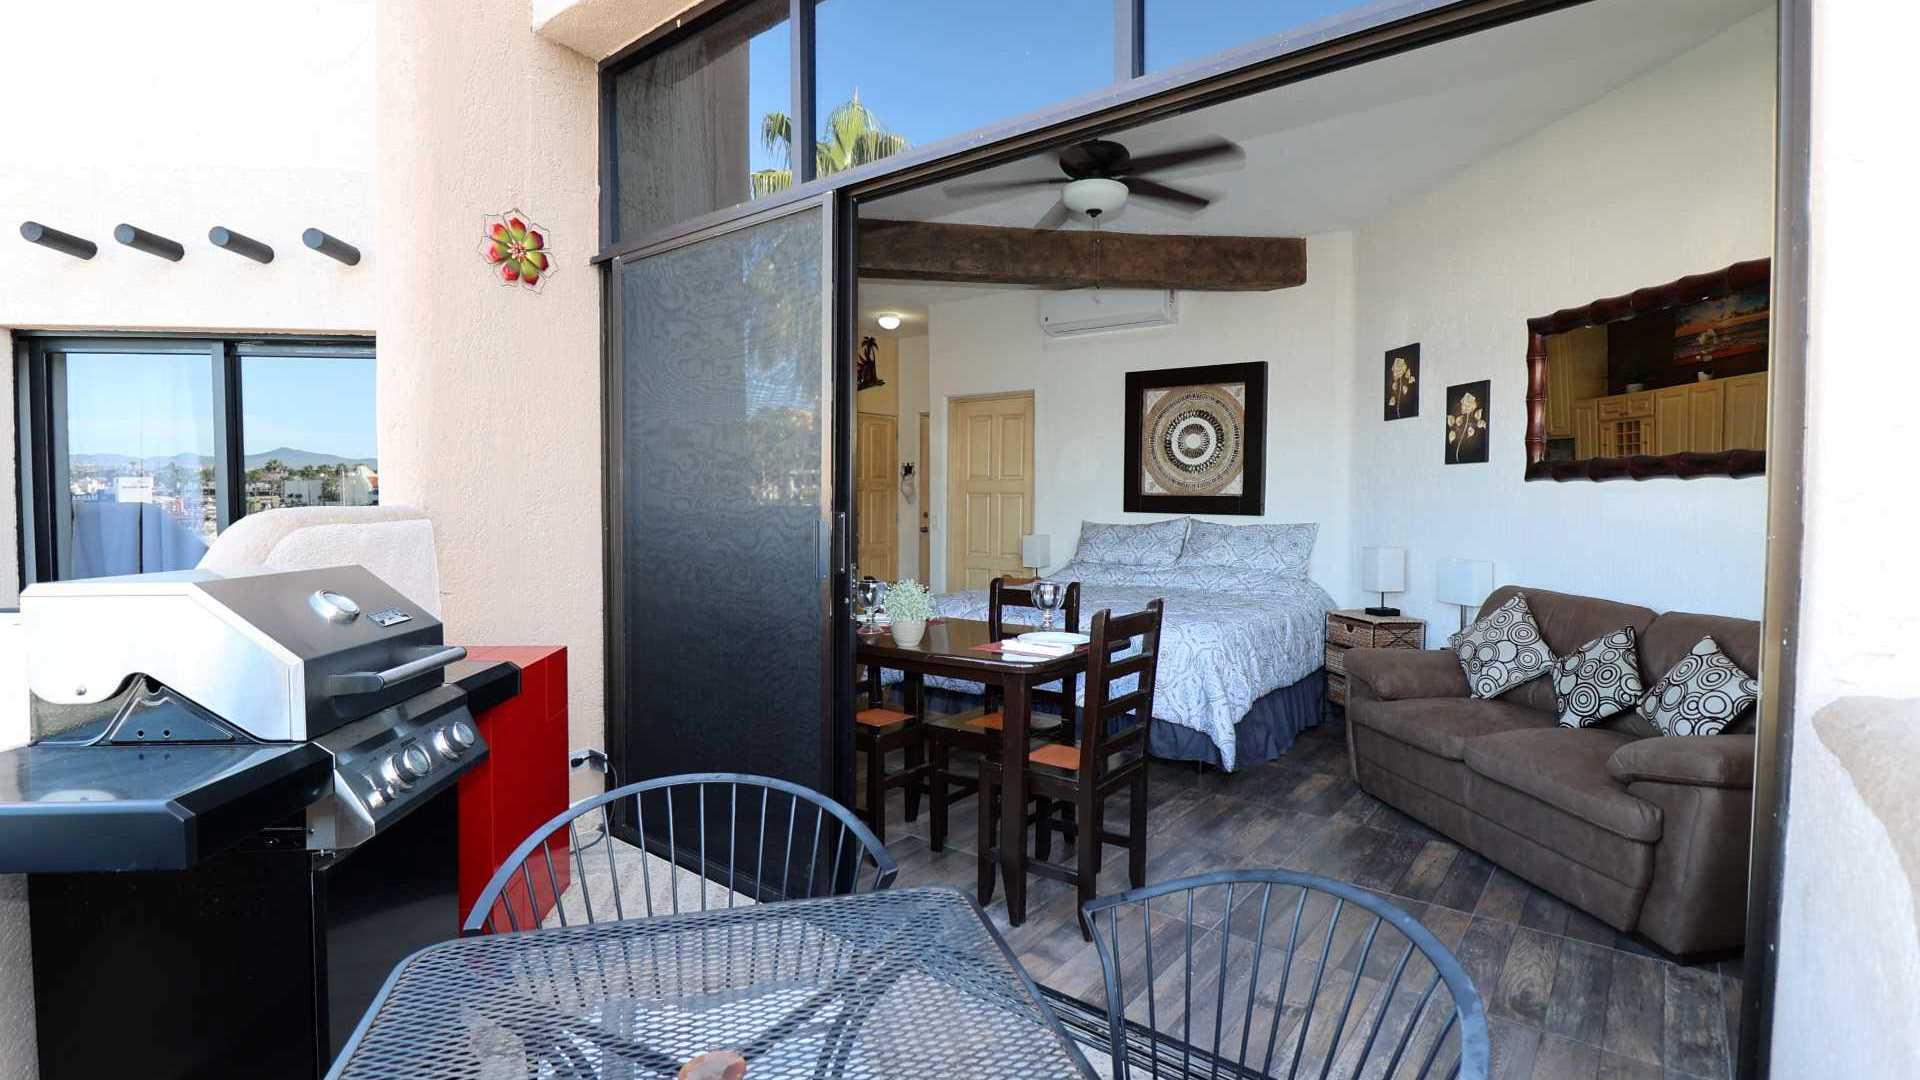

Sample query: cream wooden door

[1687,380,1726,452]
[855,411,898,582]
[1723,372,1768,450]
[947,392,1034,592]
[1652,386,1690,455]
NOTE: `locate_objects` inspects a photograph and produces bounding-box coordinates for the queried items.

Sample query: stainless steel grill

[4,564,489,865]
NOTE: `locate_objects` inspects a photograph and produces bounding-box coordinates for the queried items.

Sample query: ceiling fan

[944,136,1245,229]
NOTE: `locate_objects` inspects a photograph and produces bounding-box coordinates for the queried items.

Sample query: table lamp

[1436,557,1495,630]
[1360,546,1406,616]
[1021,534,1051,577]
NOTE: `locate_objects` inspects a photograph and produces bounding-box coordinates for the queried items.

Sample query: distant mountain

[70,448,375,471]
[71,452,210,470]
[243,448,378,469]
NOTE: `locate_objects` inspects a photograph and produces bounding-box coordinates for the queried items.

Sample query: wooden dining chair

[978,598,1164,935]
[854,663,930,844]
[923,577,1082,852]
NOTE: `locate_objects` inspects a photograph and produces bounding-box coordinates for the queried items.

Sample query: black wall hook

[302,229,361,266]
[209,226,273,263]
[20,222,96,260]
[115,224,185,262]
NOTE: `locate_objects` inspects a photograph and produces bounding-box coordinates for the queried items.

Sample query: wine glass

[856,578,886,630]
[1032,580,1065,632]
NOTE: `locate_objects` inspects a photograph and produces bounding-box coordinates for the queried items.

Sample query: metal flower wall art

[480,210,552,292]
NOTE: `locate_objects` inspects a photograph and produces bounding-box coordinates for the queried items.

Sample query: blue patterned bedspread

[890,560,1333,770]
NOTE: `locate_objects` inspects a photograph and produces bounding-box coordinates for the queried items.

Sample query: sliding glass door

[608,194,851,893]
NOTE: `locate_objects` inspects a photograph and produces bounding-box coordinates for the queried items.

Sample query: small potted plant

[882,579,934,648]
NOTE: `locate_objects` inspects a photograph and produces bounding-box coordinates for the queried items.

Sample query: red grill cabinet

[455,645,570,927]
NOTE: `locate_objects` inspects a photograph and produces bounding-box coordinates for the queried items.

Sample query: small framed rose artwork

[1384,344,1419,420]
[1445,380,1490,465]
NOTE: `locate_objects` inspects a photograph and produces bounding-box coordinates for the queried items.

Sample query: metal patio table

[326,885,1095,1079]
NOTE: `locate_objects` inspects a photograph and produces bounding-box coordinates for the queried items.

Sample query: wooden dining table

[857,617,1089,926]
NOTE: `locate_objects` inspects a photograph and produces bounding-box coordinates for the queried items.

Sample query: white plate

[1017,631,1090,646]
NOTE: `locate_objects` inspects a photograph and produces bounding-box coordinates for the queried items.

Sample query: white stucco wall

[924,232,1358,604]
[375,0,610,800]
[1770,0,1920,1073]
[1348,12,1776,630]
[0,4,379,1074]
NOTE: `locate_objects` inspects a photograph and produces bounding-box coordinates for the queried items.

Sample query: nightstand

[1325,609,1427,708]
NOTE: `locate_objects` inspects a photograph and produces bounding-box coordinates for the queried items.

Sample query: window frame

[13,332,376,585]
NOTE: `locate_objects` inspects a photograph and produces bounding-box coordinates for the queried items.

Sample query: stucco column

[375,0,606,794]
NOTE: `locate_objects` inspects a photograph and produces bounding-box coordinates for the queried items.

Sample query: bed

[900,518,1335,771]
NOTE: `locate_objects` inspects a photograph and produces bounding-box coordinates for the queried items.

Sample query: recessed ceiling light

[876,313,902,331]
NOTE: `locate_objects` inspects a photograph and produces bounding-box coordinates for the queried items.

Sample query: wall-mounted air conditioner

[1038,288,1178,337]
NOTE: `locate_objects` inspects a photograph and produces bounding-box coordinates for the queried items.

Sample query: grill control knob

[399,744,433,781]
[433,720,478,758]
[379,753,412,791]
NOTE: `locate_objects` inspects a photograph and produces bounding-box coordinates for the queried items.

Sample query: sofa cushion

[1448,592,1554,700]
[1351,696,1553,762]
[1608,734,1756,789]
[1345,647,1469,701]
[1464,728,1661,842]
[1477,586,1660,713]
[1637,636,1760,737]
[1550,627,1647,728]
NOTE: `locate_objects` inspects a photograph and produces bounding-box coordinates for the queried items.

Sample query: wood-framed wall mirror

[1525,258,1771,481]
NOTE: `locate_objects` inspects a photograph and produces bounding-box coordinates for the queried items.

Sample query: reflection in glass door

[610,197,847,893]
[58,351,218,579]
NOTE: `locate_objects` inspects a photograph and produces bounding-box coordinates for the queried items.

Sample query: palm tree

[751,90,910,197]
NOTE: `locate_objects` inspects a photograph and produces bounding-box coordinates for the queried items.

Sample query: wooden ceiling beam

[857,218,1307,292]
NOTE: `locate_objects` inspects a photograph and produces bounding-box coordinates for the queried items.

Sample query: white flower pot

[890,617,927,648]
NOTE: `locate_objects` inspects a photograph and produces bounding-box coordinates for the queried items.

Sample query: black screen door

[608,194,852,894]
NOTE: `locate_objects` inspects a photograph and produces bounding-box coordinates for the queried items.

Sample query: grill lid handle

[324,646,468,697]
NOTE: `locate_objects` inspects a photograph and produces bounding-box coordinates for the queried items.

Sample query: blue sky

[65,353,376,460]
[748,0,1373,173]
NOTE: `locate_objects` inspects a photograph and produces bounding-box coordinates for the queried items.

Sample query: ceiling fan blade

[1122,176,1211,211]
[943,176,1069,197]
[1034,201,1071,230]
[1123,136,1244,175]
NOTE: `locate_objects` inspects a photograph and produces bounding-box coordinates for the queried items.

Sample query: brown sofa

[1344,585,1756,956]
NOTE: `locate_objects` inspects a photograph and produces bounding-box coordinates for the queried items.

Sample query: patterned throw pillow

[1450,592,1553,700]
[1180,520,1318,578]
[1072,519,1189,566]
[1550,627,1646,728]
[1637,636,1759,736]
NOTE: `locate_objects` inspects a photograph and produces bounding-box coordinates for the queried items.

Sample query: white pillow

[1180,520,1317,578]
[1072,519,1188,567]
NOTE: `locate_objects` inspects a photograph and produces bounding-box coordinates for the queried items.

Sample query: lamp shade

[1021,534,1051,569]
[1360,547,1406,594]
[1436,558,1495,608]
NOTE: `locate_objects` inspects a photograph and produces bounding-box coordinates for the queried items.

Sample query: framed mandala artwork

[1123,361,1267,515]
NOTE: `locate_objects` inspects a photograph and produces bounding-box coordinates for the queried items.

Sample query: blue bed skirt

[912,668,1326,771]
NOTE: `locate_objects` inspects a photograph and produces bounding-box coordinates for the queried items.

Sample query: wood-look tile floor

[870,716,1744,1080]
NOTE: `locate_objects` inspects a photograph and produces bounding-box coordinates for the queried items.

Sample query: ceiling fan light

[1063,177,1128,219]
[876,313,902,331]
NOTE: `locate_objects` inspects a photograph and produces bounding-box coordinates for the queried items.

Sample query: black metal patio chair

[465,772,898,935]
[1081,870,1489,1080]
